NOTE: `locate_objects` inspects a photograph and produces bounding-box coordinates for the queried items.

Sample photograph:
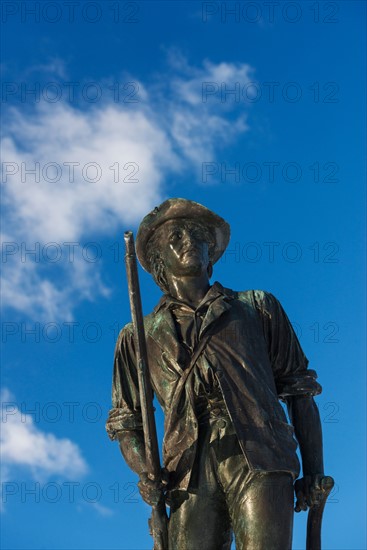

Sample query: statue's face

[156,219,210,277]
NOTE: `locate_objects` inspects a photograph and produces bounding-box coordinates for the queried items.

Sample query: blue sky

[1,1,366,549]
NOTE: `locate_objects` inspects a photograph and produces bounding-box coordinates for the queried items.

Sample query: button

[217,419,226,429]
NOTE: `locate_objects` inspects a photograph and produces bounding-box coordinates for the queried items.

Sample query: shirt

[165,288,220,395]
[106,283,321,491]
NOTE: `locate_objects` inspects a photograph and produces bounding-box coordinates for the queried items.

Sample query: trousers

[167,413,294,550]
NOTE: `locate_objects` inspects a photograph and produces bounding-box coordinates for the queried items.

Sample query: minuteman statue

[106,198,329,549]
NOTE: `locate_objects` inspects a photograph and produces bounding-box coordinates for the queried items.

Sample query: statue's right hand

[138,472,166,507]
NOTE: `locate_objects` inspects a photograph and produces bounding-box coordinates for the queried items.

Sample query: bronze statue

[106,198,333,549]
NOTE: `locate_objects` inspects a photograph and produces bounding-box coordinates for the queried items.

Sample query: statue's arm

[106,326,165,505]
[254,291,328,510]
[286,395,324,476]
[106,325,147,475]
[117,429,166,506]
[287,395,328,511]
[117,430,146,476]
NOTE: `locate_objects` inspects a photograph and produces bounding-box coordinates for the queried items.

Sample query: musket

[124,231,169,550]
[306,475,334,550]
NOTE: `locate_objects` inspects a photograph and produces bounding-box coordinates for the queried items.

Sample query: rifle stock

[306,476,334,550]
[124,231,168,550]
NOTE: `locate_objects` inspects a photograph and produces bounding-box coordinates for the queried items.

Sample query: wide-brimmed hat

[135,198,230,273]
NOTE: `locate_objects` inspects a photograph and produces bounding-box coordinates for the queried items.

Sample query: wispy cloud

[23,57,68,79]
[169,54,254,107]
[1,55,254,319]
[88,501,115,517]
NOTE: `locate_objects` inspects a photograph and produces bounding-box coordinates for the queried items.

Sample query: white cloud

[170,57,255,106]
[0,250,109,320]
[88,502,115,517]
[0,389,88,483]
[1,56,253,319]
[2,104,177,243]
[170,109,248,165]
[23,57,68,79]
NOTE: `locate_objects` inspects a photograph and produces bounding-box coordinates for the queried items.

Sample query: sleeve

[105,323,143,441]
[253,290,322,400]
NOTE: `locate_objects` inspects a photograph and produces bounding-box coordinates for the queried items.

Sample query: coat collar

[153,281,236,315]
[146,282,237,371]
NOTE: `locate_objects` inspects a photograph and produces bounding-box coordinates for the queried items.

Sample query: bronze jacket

[106,283,321,490]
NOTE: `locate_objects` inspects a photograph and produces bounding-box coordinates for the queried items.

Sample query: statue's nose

[181,229,190,242]
[181,229,196,246]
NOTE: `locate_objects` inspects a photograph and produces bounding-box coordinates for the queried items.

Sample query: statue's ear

[156,259,168,292]
[207,262,213,279]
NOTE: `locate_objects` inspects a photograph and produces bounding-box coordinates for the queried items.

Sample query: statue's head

[136,198,230,293]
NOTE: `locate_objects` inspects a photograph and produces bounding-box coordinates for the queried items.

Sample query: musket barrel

[124,230,160,478]
[124,233,168,550]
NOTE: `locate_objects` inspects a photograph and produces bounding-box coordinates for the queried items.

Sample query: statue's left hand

[294,474,326,512]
